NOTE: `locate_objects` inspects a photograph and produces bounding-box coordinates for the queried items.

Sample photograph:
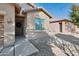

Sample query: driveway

[54,33,79,56]
[55,34,79,46]
[28,31,57,56]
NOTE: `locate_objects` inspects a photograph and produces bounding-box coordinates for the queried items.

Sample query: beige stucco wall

[38,11,51,30]
[62,21,65,32]
[0,3,15,46]
[49,21,75,33]
[75,26,79,33]
[49,22,60,33]
[63,21,75,33]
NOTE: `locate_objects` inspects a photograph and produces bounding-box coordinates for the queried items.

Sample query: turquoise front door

[35,18,44,30]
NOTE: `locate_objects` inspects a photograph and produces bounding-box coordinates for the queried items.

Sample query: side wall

[49,21,75,33]
[0,4,15,46]
[63,21,75,33]
[49,22,60,33]
[38,11,50,31]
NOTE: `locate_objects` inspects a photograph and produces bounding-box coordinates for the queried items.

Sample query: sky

[35,3,73,19]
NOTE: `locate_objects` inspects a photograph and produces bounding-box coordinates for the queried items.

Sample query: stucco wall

[62,22,65,32]
[50,22,60,32]
[0,3,15,46]
[75,26,79,33]
[50,21,75,33]
[38,11,50,30]
[64,21,75,33]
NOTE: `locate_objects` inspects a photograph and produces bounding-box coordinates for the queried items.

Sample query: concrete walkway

[0,36,38,56]
[15,36,39,56]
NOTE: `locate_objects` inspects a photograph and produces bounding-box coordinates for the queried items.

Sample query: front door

[15,20,24,36]
[59,23,62,32]
[0,15,4,48]
[35,18,44,30]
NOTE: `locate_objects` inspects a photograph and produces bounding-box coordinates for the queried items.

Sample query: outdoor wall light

[16,22,22,28]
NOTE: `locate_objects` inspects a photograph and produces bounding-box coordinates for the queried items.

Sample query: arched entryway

[15,20,24,36]
[59,23,62,32]
[15,15,25,37]
[15,15,26,42]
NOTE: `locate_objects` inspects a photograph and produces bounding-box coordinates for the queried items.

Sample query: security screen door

[59,23,62,32]
[35,18,44,30]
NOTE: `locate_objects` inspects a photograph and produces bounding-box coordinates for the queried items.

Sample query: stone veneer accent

[0,4,15,47]
[0,15,4,47]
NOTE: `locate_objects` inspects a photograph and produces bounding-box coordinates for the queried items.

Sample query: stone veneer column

[0,4,15,47]
[0,15,4,47]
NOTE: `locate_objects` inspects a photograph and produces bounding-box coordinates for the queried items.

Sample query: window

[34,18,44,30]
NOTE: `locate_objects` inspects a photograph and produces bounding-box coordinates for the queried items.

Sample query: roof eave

[11,3,21,13]
[50,19,73,23]
[23,8,52,19]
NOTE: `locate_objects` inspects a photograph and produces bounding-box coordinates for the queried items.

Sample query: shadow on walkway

[29,32,55,56]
